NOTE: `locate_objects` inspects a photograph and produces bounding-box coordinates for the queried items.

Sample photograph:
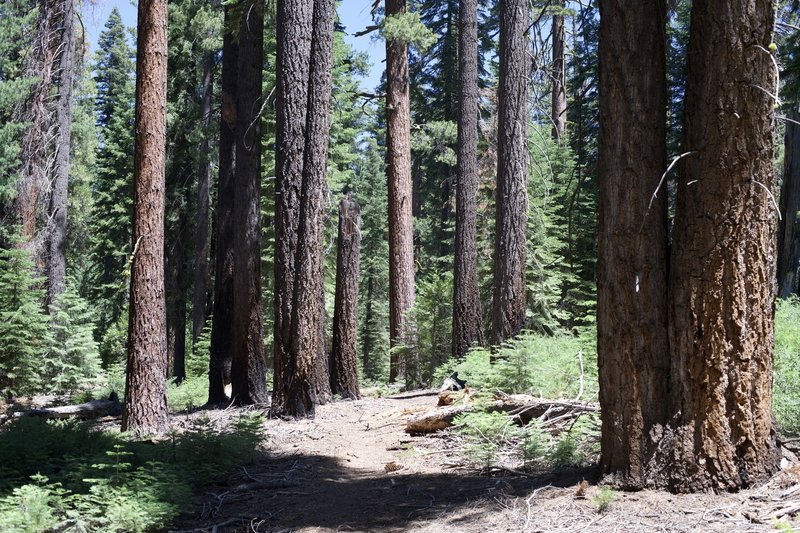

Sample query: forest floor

[169,390,800,533]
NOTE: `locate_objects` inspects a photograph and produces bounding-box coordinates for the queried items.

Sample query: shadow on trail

[172,452,597,532]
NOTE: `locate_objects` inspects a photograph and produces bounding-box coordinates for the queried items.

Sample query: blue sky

[81,0,384,91]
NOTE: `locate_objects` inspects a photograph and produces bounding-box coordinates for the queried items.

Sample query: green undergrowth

[434,330,598,399]
[775,297,800,436]
[453,409,599,471]
[0,413,264,532]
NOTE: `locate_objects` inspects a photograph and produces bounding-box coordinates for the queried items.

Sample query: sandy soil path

[170,392,799,533]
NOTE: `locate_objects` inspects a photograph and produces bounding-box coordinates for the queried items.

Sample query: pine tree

[491,0,529,345]
[664,0,780,491]
[0,1,35,216]
[47,0,78,306]
[45,281,102,393]
[0,238,50,395]
[354,135,391,381]
[88,9,135,339]
[123,0,170,436]
[596,0,669,489]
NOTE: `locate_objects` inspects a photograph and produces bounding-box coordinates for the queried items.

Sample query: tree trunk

[231,0,267,405]
[208,11,237,404]
[272,0,313,415]
[551,0,567,141]
[47,0,76,308]
[193,52,214,343]
[386,0,417,384]
[491,0,528,346]
[664,0,779,492]
[452,0,484,359]
[777,108,800,298]
[331,196,362,400]
[122,0,169,436]
[170,214,188,384]
[285,0,335,415]
[596,0,670,489]
[273,0,335,416]
[14,0,56,249]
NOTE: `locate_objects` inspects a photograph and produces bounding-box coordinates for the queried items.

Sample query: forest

[1,0,800,531]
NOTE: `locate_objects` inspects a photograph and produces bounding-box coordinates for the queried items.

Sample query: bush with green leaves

[0,243,51,395]
[434,330,598,399]
[774,297,800,436]
[454,411,519,469]
[454,406,599,471]
[592,487,616,514]
[0,413,265,532]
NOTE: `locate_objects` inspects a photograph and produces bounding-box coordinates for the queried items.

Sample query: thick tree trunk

[47,0,76,307]
[491,0,528,346]
[284,0,336,415]
[777,108,800,298]
[231,0,267,405]
[14,0,56,249]
[664,0,779,492]
[551,0,567,141]
[331,196,361,400]
[122,0,169,436]
[292,0,336,415]
[272,0,335,416]
[193,52,214,343]
[452,0,484,359]
[386,0,417,384]
[208,13,237,404]
[272,0,313,415]
[597,0,670,489]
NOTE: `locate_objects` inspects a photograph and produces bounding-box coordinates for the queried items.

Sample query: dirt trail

[170,392,798,533]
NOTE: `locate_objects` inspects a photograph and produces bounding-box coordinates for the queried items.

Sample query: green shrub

[434,330,598,399]
[519,420,549,467]
[455,411,518,469]
[592,487,616,513]
[775,297,800,436]
[0,242,51,395]
[0,413,265,531]
[167,376,208,412]
[0,475,62,533]
[550,431,581,468]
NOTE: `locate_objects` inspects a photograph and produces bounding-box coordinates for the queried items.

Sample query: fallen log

[405,394,598,434]
[13,397,122,420]
[406,404,473,434]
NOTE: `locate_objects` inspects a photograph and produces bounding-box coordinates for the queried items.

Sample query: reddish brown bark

[664,0,779,492]
[386,0,417,384]
[284,0,336,415]
[122,0,169,436]
[272,0,313,415]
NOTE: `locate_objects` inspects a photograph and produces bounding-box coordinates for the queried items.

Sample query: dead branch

[405,394,599,434]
